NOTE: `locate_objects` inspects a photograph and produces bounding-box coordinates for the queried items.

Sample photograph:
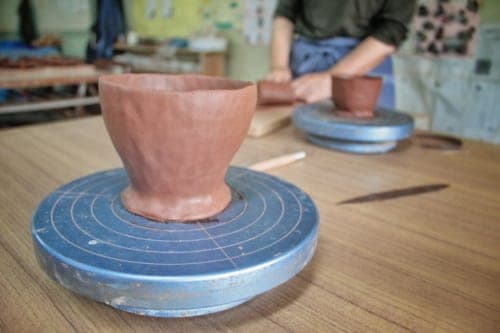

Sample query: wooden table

[1,116,499,332]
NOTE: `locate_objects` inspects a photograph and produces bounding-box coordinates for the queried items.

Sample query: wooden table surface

[1,116,499,332]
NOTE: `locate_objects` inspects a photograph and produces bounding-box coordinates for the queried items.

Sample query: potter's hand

[292,72,331,104]
[266,67,292,83]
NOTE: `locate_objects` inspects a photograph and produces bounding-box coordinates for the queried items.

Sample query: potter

[265,0,416,108]
[99,74,257,221]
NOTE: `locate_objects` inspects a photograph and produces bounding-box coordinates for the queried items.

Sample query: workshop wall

[394,0,500,143]
[126,0,500,143]
[0,0,269,80]
[481,0,500,24]
[0,1,18,39]
[0,0,92,58]
[126,0,204,37]
[0,0,498,142]
[123,0,269,82]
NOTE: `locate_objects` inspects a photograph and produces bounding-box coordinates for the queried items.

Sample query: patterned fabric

[414,0,480,57]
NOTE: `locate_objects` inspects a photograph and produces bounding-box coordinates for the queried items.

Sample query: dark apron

[290,36,395,110]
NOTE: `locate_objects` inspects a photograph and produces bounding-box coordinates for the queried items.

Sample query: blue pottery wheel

[306,134,398,154]
[32,167,318,317]
[293,100,414,143]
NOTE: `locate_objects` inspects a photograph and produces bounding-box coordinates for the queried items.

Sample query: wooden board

[247,105,293,138]
[1,116,500,331]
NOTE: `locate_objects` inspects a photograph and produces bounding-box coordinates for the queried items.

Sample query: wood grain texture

[0,116,499,332]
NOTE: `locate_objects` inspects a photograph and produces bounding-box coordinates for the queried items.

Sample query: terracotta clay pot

[257,80,295,106]
[99,74,257,221]
[331,75,382,118]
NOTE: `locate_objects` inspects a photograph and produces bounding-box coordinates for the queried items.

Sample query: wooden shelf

[0,65,110,114]
[113,42,226,55]
[0,65,104,89]
[0,96,99,114]
[113,43,227,77]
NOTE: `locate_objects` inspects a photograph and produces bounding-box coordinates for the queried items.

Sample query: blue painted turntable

[32,167,319,317]
[293,101,414,154]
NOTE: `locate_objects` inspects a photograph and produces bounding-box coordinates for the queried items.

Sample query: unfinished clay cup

[257,80,295,106]
[99,74,257,221]
[331,75,382,118]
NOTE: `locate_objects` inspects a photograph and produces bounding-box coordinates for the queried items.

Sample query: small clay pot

[331,75,382,118]
[99,74,257,221]
[257,80,295,106]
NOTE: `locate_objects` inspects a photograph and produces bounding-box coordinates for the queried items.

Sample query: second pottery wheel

[293,100,414,153]
[306,134,397,154]
[32,167,318,317]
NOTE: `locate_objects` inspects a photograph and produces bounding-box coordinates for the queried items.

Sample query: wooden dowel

[248,151,306,172]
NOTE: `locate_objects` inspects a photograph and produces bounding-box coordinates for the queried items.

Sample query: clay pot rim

[99,73,254,95]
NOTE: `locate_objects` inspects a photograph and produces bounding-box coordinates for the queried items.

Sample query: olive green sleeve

[274,0,300,23]
[370,0,417,47]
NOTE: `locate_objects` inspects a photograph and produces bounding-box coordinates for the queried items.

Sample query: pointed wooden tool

[338,184,449,205]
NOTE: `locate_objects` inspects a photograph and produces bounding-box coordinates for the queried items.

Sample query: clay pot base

[121,185,231,222]
[31,167,319,317]
[333,109,374,119]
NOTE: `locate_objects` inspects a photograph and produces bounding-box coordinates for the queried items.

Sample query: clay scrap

[257,80,295,106]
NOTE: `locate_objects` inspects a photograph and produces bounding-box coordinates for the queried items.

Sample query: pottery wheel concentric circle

[32,167,318,317]
[293,101,414,154]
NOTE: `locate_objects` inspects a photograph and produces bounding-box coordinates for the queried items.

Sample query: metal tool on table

[414,133,463,150]
[32,154,317,318]
[338,183,449,205]
[293,100,415,154]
